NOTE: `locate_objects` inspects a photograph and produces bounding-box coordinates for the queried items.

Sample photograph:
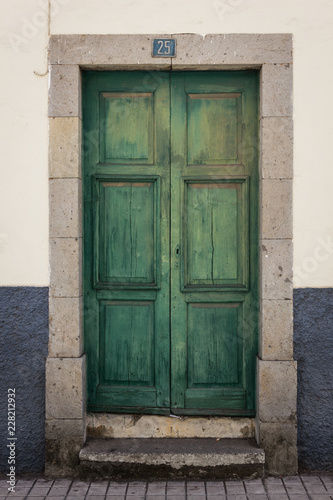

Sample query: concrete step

[79,438,265,480]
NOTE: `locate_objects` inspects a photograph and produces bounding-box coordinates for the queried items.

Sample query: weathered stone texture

[172,34,292,69]
[258,360,297,423]
[261,117,293,179]
[49,65,82,118]
[49,179,82,238]
[49,117,81,178]
[259,422,298,475]
[46,356,86,420]
[49,297,82,357]
[87,414,255,439]
[261,180,292,239]
[261,63,293,117]
[49,34,172,68]
[50,237,82,297]
[261,240,293,300]
[260,300,293,360]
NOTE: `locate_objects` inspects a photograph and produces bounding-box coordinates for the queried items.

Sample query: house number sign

[152,39,176,57]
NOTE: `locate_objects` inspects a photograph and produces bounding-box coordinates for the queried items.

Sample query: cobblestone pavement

[0,476,333,500]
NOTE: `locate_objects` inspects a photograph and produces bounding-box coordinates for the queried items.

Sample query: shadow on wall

[294,288,333,471]
[0,287,49,473]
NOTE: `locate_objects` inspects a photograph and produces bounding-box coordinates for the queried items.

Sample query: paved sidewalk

[0,475,333,500]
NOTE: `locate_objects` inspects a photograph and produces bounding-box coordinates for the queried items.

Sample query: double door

[83,70,259,415]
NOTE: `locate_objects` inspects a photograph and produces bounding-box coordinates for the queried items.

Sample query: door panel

[170,72,259,415]
[83,72,170,413]
[184,178,249,289]
[83,70,259,415]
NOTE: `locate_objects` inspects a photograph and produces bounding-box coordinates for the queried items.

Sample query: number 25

[157,40,171,55]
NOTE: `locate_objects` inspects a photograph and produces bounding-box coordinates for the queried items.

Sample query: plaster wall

[1,0,333,287]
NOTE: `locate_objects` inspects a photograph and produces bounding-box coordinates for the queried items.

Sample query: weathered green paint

[83,72,171,412]
[83,70,259,415]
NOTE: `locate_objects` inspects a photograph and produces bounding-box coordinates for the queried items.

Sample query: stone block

[172,34,292,69]
[261,117,293,179]
[50,34,172,68]
[50,237,82,297]
[49,297,82,357]
[46,418,85,439]
[49,117,81,178]
[86,413,255,439]
[257,359,297,422]
[261,179,292,239]
[49,64,81,118]
[260,300,293,360]
[49,179,82,238]
[259,421,298,475]
[261,240,293,300]
[45,436,82,477]
[261,64,293,117]
[46,356,86,420]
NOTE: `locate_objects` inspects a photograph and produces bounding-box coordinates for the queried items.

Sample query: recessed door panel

[100,92,154,164]
[187,302,242,387]
[184,179,249,289]
[94,178,158,288]
[187,93,242,165]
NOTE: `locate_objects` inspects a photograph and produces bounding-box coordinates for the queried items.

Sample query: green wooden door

[83,71,259,416]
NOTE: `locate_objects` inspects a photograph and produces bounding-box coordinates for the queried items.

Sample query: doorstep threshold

[79,437,265,480]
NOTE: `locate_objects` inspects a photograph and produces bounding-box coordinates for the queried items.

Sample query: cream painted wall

[1,0,333,286]
[0,0,49,285]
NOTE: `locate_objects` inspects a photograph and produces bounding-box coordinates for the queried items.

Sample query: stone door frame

[46,34,296,476]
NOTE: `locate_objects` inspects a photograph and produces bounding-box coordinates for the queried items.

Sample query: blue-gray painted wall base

[0,287,49,473]
[0,286,332,473]
[294,287,333,471]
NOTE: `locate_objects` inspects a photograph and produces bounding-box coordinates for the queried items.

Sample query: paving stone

[284,484,308,494]
[15,480,35,486]
[87,485,108,494]
[146,496,165,500]
[284,477,302,484]
[244,480,266,494]
[45,497,66,500]
[206,484,226,495]
[301,476,322,483]
[187,481,206,495]
[206,495,225,500]
[107,483,127,495]
[35,479,54,486]
[287,496,309,500]
[126,482,146,495]
[303,483,328,494]
[225,481,246,494]
[84,496,106,500]
[53,480,72,487]
[247,496,268,500]
[268,496,289,500]
[48,487,71,496]
[124,496,145,500]
[106,496,125,500]
[225,495,247,500]
[29,487,52,496]
[146,482,166,494]
[166,495,186,500]
[6,496,27,500]
[309,496,332,500]
[167,481,186,494]
[320,477,333,494]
